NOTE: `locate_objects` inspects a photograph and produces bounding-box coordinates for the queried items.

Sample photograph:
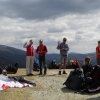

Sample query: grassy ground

[0,68,100,100]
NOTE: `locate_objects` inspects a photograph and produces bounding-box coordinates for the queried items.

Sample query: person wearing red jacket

[96,41,100,66]
[36,39,48,75]
[23,39,34,76]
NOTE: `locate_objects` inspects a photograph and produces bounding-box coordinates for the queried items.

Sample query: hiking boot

[30,73,34,76]
[27,73,34,76]
[43,73,46,75]
[63,71,67,74]
[58,71,61,75]
[38,73,42,75]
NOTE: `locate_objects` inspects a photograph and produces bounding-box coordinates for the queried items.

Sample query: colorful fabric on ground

[0,75,36,90]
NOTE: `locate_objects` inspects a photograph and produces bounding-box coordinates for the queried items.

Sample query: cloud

[0,0,100,54]
[0,0,100,20]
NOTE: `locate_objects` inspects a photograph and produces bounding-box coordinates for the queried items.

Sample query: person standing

[57,37,69,75]
[36,39,48,75]
[23,39,34,76]
[96,41,100,66]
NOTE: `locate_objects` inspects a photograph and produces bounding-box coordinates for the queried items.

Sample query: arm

[57,45,60,50]
[23,42,28,48]
[36,47,40,54]
[57,41,61,50]
[43,46,48,54]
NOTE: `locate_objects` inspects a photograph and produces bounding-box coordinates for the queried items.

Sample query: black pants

[96,58,100,66]
[39,55,47,74]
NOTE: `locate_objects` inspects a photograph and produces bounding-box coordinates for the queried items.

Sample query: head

[29,39,33,45]
[98,41,100,46]
[39,39,43,45]
[63,37,67,44]
[84,56,91,65]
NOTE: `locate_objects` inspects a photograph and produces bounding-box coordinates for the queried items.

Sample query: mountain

[0,45,97,68]
[0,45,26,68]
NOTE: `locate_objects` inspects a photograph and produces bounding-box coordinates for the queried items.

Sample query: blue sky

[0,0,100,54]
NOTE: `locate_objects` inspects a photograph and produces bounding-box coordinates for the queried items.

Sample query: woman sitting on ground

[82,56,93,78]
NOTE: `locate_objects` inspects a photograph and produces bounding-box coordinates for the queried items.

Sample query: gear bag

[63,68,84,90]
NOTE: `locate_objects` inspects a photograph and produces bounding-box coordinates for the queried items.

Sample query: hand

[38,51,40,53]
[24,42,27,45]
[58,41,60,45]
[41,51,44,53]
[61,48,64,50]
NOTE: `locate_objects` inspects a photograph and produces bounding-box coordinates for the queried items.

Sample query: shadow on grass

[8,73,60,77]
[39,74,58,77]
[87,96,100,100]
[8,75,27,77]
[61,86,100,95]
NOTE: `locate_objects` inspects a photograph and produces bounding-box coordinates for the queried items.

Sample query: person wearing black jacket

[36,39,48,75]
[82,56,93,78]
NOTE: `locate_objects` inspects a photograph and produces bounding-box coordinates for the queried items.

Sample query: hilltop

[0,68,100,100]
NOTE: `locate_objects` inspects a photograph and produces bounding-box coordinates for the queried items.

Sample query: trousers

[26,56,34,74]
[39,55,47,74]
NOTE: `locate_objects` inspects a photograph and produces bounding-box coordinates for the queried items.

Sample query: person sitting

[82,56,93,78]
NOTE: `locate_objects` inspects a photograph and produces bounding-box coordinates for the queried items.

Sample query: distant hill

[0,45,97,68]
[45,53,96,67]
[0,45,26,68]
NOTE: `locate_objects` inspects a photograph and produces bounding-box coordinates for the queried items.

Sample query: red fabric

[96,46,100,58]
[26,45,34,56]
[36,44,48,56]
[2,84,10,90]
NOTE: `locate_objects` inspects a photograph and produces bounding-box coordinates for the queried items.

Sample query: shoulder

[82,65,85,68]
[60,43,63,46]
[96,46,99,49]
[32,46,34,48]
[37,45,40,48]
[43,45,47,48]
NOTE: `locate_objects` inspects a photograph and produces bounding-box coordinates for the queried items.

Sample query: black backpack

[6,62,18,74]
[63,68,84,90]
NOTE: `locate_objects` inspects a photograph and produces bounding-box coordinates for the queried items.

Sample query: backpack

[6,62,18,74]
[87,65,100,92]
[68,60,80,69]
[63,68,84,90]
[33,59,40,71]
[48,60,58,69]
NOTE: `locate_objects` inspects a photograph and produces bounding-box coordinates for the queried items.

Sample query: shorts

[60,55,68,63]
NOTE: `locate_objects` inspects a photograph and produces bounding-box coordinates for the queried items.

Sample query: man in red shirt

[23,39,34,76]
[36,39,48,75]
[96,41,100,66]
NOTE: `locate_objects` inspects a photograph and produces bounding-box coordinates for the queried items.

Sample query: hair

[29,39,33,42]
[98,41,100,43]
[63,37,67,41]
[83,56,91,66]
[39,39,43,43]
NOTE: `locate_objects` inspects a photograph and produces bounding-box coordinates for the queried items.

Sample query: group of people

[23,37,100,77]
[23,39,48,76]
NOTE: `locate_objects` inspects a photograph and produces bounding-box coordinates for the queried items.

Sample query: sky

[0,0,100,54]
